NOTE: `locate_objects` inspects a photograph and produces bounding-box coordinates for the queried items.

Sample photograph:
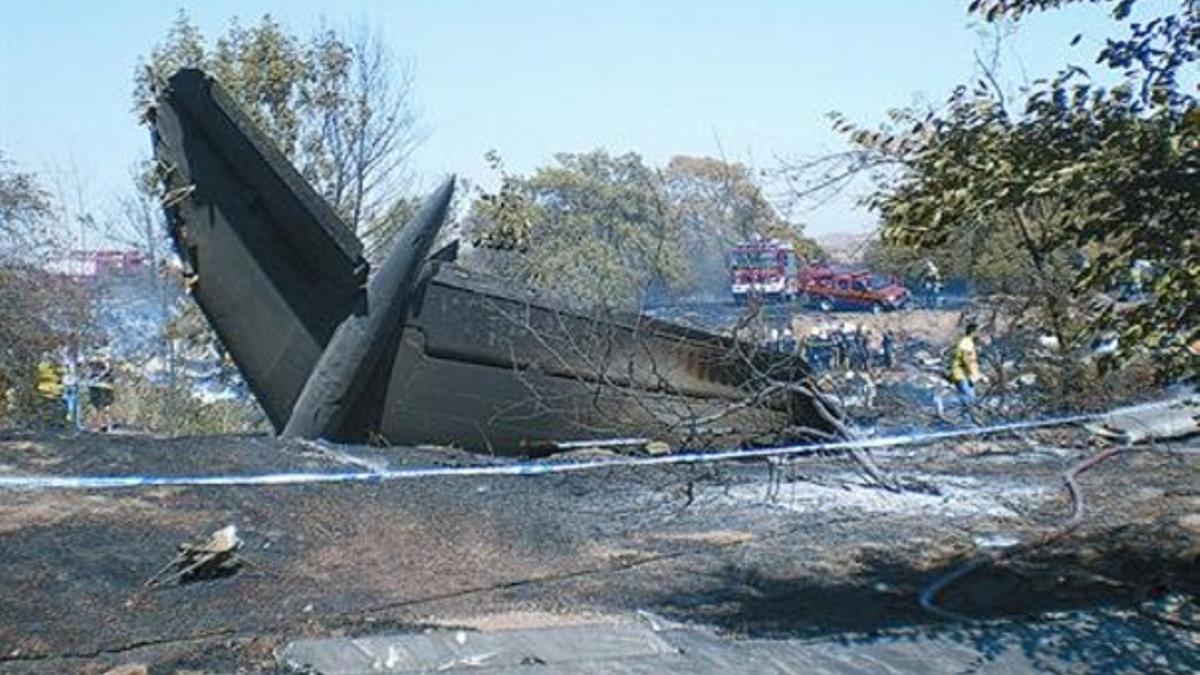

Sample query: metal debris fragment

[144,524,243,587]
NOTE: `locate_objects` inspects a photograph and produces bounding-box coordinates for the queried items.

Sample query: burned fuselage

[150,69,832,453]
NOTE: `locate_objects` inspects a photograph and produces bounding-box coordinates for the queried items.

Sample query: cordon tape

[0,411,1110,491]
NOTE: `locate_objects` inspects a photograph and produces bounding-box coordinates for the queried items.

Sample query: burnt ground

[0,429,1197,673]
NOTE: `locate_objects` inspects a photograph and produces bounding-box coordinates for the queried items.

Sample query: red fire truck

[45,249,148,280]
[729,239,799,304]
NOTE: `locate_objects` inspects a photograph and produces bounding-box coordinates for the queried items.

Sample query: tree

[664,156,820,294]
[137,11,420,243]
[814,0,1197,372]
[0,155,89,421]
[0,151,53,255]
[959,3,1198,363]
[664,156,783,246]
[468,150,687,308]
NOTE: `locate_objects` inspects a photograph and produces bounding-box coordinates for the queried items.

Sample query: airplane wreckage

[148,69,836,453]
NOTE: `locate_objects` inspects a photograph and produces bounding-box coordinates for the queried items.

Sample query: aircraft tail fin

[151,68,368,429]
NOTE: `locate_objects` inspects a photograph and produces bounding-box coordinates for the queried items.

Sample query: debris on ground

[1088,394,1200,445]
[278,624,676,674]
[644,441,673,455]
[143,524,244,588]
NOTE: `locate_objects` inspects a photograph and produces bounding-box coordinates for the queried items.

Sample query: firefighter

[86,356,115,431]
[921,260,943,308]
[780,327,797,354]
[834,323,857,370]
[881,330,897,368]
[803,327,831,371]
[830,329,845,370]
[850,324,870,370]
[949,321,983,405]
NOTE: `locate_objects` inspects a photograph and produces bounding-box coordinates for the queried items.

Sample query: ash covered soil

[0,430,1197,673]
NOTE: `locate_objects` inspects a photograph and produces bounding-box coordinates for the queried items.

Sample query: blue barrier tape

[0,411,1104,491]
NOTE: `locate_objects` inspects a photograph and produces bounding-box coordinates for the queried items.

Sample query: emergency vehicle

[729,239,799,304]
[800,266,909,313]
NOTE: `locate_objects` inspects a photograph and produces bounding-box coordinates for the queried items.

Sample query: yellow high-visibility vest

[949,336,980,384]
[36,362,64,400]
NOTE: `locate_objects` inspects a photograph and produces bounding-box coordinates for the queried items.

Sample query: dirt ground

[0,428,1197,673]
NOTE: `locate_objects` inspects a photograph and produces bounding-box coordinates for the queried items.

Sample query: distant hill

[813,231,877,264]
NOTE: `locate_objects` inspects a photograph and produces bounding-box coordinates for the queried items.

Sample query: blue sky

[1,0,1134,236]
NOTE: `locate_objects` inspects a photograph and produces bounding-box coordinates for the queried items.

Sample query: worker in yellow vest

[35,357,66,427]
[949,321,982,405]
[36,359,63,400]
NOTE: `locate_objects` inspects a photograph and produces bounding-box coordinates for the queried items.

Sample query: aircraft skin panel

[380,328,673,452]
[378,302,787,453]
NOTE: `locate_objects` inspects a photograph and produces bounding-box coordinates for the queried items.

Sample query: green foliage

[469,150,685,307]
[0,266,69,424]
[0,157,54,413]
[862,217,1051,294]
[833,0,1198,371]
[138,11,419,241]
[208,16,306,156]
[664,156,782,245]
